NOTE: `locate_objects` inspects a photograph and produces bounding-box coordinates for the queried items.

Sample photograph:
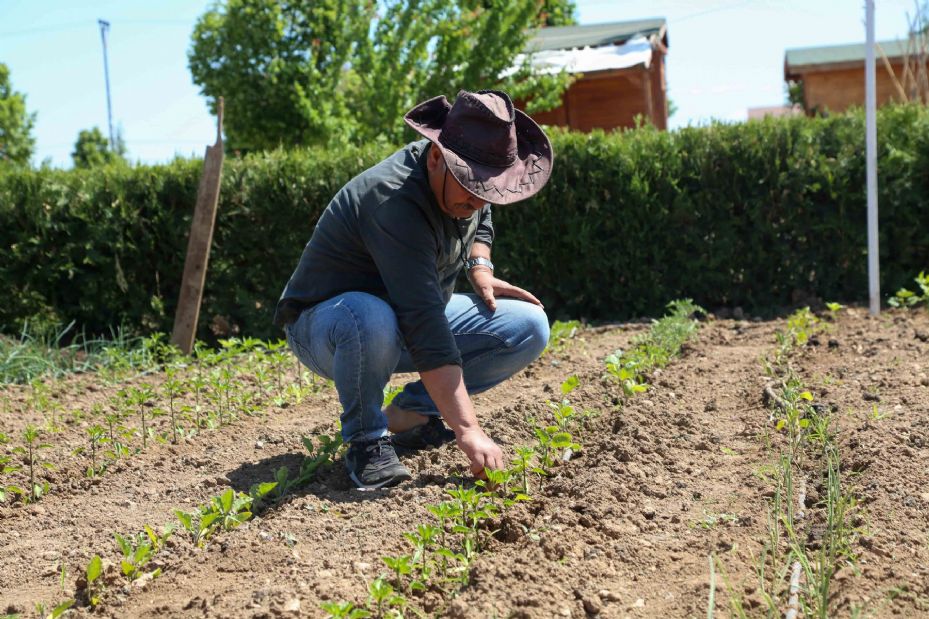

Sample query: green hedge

[2,105,928,340]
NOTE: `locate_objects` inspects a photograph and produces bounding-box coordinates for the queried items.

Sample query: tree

[71,127,126,168]
[0,63,36,166]
[188,0,573,151]
[539,0,577,26]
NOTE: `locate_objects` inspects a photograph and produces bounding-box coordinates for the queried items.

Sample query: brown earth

[1,309,928,618]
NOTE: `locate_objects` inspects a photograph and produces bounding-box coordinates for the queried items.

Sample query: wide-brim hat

[403,89,553,206]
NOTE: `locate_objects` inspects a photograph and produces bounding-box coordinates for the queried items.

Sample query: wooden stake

[171,97,225,354]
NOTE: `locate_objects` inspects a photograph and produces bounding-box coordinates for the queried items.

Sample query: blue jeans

[284,292,550,444]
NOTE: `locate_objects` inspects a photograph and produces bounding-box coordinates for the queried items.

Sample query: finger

[470,452,487,477]
[498,285,542,306]
[477,285,497,311]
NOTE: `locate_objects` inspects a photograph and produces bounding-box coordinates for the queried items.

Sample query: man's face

[427,146,486,219]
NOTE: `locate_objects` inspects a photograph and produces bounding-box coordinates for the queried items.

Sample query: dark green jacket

[274,140,493,371]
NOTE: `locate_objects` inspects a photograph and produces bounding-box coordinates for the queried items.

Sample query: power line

[0,19,191,39]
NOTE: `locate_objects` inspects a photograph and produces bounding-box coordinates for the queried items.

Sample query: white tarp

[510,36,653,76]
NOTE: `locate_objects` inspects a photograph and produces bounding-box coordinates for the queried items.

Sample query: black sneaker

[344,436,411,489]
[392,417,457,452]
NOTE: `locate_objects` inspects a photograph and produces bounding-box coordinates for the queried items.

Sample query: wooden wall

[798,60,915,114]
[527,48,668,131]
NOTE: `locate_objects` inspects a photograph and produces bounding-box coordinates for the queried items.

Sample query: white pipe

[865,0,880,315]
[785,477,807,619]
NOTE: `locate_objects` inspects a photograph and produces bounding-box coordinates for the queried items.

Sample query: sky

[0,0,920,168]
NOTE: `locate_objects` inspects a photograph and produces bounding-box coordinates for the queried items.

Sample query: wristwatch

[465,257,494,272]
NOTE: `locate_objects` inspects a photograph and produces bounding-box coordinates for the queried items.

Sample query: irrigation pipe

[785,476,807,619]
[763,383,790,414]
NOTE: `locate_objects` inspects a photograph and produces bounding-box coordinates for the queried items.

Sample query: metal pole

[98,19,115,151]
[865,0,880,315]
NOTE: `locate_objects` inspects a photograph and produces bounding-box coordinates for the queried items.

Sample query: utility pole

[865,0,880,315]
[98,19,115,151]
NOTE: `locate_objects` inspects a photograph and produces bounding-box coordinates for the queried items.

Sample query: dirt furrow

[446,319,781,618]
[791,308,929,616]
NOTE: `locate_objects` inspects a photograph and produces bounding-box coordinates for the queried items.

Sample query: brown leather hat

[403,89,553,205]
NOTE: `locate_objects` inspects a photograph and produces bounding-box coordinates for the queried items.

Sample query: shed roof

[785,39,910,77]
[527,18,667,52]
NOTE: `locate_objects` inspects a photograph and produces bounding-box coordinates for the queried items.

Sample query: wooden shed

[785,39,923,115]
[521,19,669,131]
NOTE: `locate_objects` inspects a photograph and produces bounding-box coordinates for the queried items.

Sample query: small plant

[12,425,53,503]
[382,385,403,407]
[320,601,370,619]
[123,386,155,449]
[366,577,406,617]
[84,554,104,607]
[114,525,170,581]
[546,319,581,355]
[0,432,23,503]
[33,599,74,619]
[162,367,185,443]
[85,425,108,478]
[889,270,929,308]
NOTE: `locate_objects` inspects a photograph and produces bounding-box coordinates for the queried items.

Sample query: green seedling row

[0,336,330,509]
[324,300,705,618]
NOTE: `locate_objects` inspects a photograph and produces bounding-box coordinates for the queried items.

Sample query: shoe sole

[349,469,412,490]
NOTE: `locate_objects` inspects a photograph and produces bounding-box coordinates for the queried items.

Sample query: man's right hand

[456,428,504,478]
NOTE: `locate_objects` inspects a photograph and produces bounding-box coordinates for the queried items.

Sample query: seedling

[85,425,108,477]
[0,432,23,503]
[33,599,73,619]
[162,366,185,443]
[115,527,169,581]
[383,385,403,407]
[546,319,582,355]
[889,271,929,308]
[604,351,649,396]
[12,425,53,503]
[124,385,155,449]
[366,577,406,617]
[381,554,414,588]
[319,601,370,618]
[509,446,538,495]
[84,554,104,607]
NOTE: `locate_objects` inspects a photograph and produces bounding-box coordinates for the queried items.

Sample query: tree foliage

[0,63,36,166]
[188,0,574,151]
[72,127,127,168]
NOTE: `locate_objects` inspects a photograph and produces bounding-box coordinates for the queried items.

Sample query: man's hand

[468,268,543,311]
[456,427,504,478]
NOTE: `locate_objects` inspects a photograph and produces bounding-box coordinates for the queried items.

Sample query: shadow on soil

[225,451,464,510]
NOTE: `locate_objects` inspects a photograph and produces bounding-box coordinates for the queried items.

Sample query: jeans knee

[525,306,551,359]
[332,293,401,361]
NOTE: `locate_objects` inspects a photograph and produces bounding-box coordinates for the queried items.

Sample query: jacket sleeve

[359,197,461,372]
[474,205,494,247]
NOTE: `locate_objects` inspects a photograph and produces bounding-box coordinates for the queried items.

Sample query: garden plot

[2,307,928,618]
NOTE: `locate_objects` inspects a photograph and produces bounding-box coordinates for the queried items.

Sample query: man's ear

[426,144,443,173]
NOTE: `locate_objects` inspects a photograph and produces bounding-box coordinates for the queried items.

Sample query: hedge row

[2,105,928,340]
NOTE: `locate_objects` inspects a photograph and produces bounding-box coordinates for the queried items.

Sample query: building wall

[800,61,912,114]
[528,50,668,131]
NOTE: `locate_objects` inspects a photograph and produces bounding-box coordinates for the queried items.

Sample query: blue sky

[0,0,918,167]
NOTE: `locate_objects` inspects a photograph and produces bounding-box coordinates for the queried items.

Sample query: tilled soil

[2,309,929,618]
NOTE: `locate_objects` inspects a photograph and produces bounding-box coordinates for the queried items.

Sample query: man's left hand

[469,268,542,311]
